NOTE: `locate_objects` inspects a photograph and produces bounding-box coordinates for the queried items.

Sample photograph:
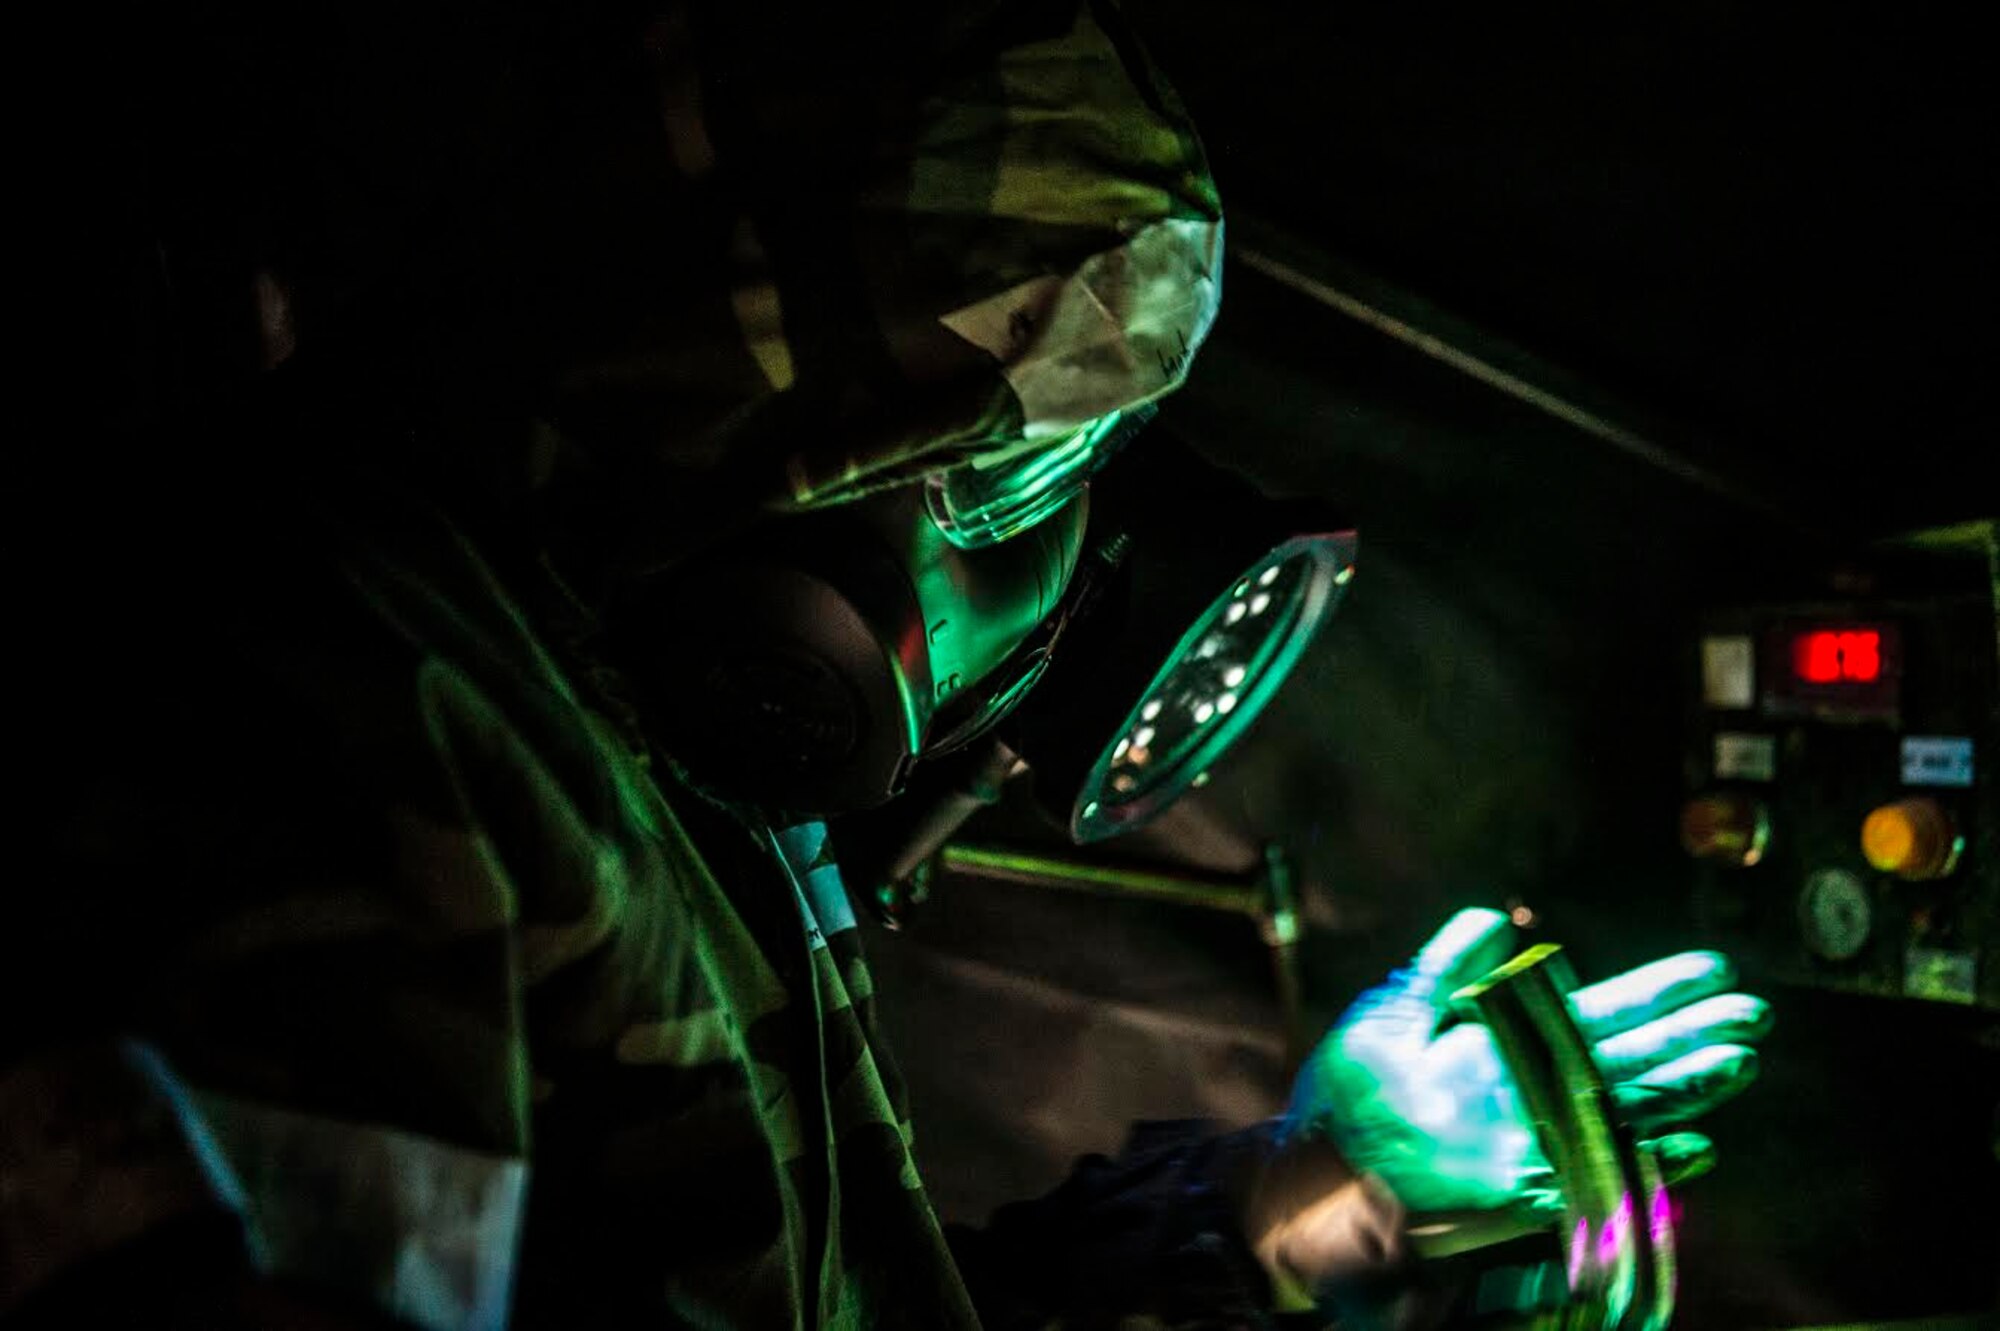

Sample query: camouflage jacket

[7,464,1276,1329]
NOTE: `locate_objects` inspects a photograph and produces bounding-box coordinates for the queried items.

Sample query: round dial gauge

[1798,867,1873,961]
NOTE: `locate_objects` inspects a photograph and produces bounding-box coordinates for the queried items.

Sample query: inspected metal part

[1452,945,1676,1331]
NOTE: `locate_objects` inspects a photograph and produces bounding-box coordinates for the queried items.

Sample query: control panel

[1685,536,1998,1008]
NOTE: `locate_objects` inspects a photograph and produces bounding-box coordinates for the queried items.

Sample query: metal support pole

[935,840,1312,1073]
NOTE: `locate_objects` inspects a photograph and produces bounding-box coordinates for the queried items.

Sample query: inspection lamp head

[997,433,1355,841]
[1068,532,1355,841]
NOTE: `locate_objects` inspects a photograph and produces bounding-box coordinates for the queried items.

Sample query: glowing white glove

[1250,908,1769,1308]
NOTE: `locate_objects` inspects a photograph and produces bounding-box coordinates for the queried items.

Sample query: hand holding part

[1248,908,1769,1306]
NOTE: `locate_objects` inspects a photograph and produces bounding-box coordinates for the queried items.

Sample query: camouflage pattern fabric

[10,0,1267,1326]
[14,467,954,1327]
[13,459,1273,1328]
[531,0,1225,524]
[120,0,1221,580]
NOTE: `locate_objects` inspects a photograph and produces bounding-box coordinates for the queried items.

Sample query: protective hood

[528,0,1224,579]
[127,2,1218,571]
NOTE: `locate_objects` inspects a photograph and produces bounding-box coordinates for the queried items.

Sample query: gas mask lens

[1072,532,1356,842]
[925,406,1155,550]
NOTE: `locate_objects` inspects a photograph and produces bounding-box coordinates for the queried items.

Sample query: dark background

[863,6,1999,1327]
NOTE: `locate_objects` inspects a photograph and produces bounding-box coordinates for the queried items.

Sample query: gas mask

[606,410,1356,842]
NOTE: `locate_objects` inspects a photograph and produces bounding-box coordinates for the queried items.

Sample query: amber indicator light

[1860,798,1961,880]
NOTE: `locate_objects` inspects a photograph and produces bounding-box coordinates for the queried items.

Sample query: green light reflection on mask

[926,411,1136,551]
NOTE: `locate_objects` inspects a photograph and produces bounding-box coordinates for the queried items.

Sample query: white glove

[1249,908,1769,1310]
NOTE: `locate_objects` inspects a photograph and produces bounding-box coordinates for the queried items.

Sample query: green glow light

[926,412,1133,550]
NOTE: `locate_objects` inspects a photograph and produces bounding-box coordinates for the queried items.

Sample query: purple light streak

[1650,1185,1674,1246]
[1598,1192,1633,1267]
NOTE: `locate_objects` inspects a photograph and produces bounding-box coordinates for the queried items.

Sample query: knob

[1681,793,1770,867]
[1860,798,1961,880]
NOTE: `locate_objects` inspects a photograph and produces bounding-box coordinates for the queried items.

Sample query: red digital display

[1792,629,1881,684]
[1756,617,1899,721]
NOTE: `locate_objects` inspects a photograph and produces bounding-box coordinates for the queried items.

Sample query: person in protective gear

[9,1,1767,1327]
